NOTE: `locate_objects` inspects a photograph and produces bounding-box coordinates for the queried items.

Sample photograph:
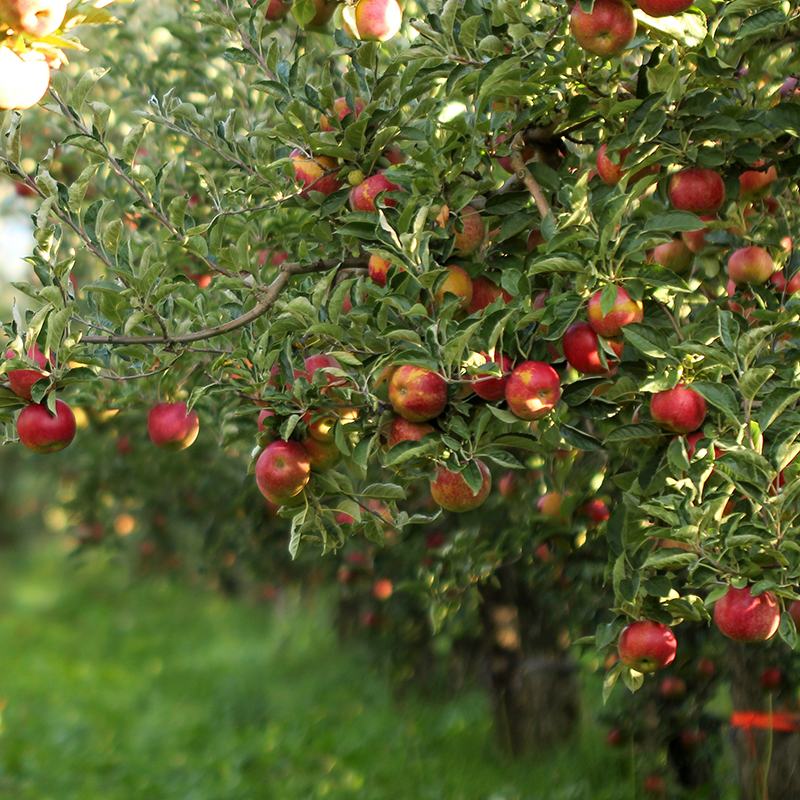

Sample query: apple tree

[1,0,800,790]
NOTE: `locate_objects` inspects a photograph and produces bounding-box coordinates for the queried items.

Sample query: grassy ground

[0,546,635,799]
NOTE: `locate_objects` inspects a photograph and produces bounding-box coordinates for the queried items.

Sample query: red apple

[727,246,775,286]
[596,143,660,186]
[430,459,492,512]
[537,492,565,521]
[617,620,677,673]
[0,0,67,37]
[388,365,448,422]
[643,775,666,797]
[505,361,561,420]
[264,0,290,20]
[495,133,536,174]
[16,399,76,453]
[385,416,434,448]
[771,270,800,295]
[5,343,49,399]
[349,171,400,211]
[697,657,716,677]
[434,265,473,311]
[471,352,514,401]
[301,435,341,470]
[789,599,800,630]
[255,440,311,504]
[368,253,393,287]
[569,0,636,58]
[582,498,610,524]
[373,578,393,600]
[258,408,275,432]
[562,321,622,375]
[739,165,777,202]
[669,168,726,215]
[607,728,626,747]
[714,584,780,642]
[681,214,716,253]
[291,149,342,197]
[761,667,783,691]
[296,354,343,387]
[636,0,692,15]
[453,207,486,256]
[651,238,693,273]
[466,277,512,314]
[588,286,643,337]
[148,402,200,450]
[660,677,687,699]
[0,48,50,111]
[650,384,706,434]
[344,0,402,41]
[498,471,518,499]
[320,96,365,131]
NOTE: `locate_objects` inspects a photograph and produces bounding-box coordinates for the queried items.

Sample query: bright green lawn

[0,547,632,800]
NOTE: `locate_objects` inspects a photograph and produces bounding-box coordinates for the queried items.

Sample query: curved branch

[509,135,555,224]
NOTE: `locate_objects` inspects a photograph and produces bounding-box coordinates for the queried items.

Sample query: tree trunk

[479,566,580,756]
[727,642,800,800]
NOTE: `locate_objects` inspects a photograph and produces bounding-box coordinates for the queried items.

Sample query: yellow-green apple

[588,286,643,337]
[385,416,434,449]
[302,409,336,441]
[148,402,200,450]
[727,245,775,285]
[681,214,716,253]
[434,265,473,311]
[255,440,311,504]
[306,0,339,27]
[714,585,780,642]
[668,168,726,214]
[617,620,677,673]
[569,0,636,58]
[372,578,393,600]
[505,361,561,420]
[343,0,401,41]
[466,277,513,314]
[660,677,687,699]
[582,498,610,524]
[0,48,50,110]
[453,207,486,256]
[651,238,693,273]
[761,667,782,690]
[349,170,401,211]
[635,0,692,15]
[389,365,448,422]
[320,96,365,131]
[430,459,491,512]
[562,321,622,375]
[5,343,49,399]
[470,352,514,401]
[17,399,76,453]
[650,384,706,434]
[264,0,290,20]
[596,143,660,186]
[739,165,777,202]
[770,270,800,295]
[0,0,67,36]
[291,149,342,197]
[300,435,341,470]
[537,491,565,521]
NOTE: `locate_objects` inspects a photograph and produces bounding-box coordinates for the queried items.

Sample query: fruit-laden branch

[509,134,555,225]
[81,257,369,346]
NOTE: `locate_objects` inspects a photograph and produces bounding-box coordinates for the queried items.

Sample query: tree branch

[509,135,555,224]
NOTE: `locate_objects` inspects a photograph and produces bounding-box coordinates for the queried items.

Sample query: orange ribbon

[730,711,800,733]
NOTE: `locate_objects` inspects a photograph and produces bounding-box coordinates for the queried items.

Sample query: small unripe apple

[588,286,643,337]
[291,149,342,197]
[349,171,401,211]
[430,459,492,512]
[714,585,780,642]
[388,365,448,422]
[569,0,636,58]
[0,48,50,111]
[617,620,677,673]
[650,384,706,434]
[5,343,49,399]
[727,246,775,286]
[17,399,76,453]
[148,402,200,450]
[651,238,693,273]
[669,168,726,215]
[255,440,311,504]
[0,0,67,37]
[505,361,561,420]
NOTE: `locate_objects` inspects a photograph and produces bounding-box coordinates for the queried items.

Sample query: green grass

[0,547,632,800]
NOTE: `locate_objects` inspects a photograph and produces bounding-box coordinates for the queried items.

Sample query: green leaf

[361,483,406,501]
[739,367,775,401]
[758,388,800,432]
[622,323,674,360]
[691,382,740,419]
[560,424,603,452]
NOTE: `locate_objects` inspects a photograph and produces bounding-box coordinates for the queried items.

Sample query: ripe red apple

[697,657,716,677]
[596,143,660,186]
[761,667,783,691]
[0,48,50,110]
[505,361,561,420]
[453,207,486,256]
[471,352,514,401]
[296,353,343,387]
[5,343,49,399]
[714,584,780,642]
[264,0,290,20]
[727,246,775,286]
[368,253,391,287]
[569,0,636,58]
[660,677,687,699]
[291,149,342,197]
[681,214,716,253]
[770,270,800,295]
[430,459,492,512]
[388,365,448,422]
[650,384,706,434]
[498,471,518,499]
[739,165,777,202]
[669,168,726,215]
[588,286,643,337]
[344,0,402,41]
[617,620,677,673]
[789,599,800,630]
[372,578,393,600]
[255,440,311,504]
[434,265,473,311]
[301,435,341,470]
[466,277,512,314]
[562,321,622,375]
[385,416,434,448]
[16,399,76,453]
[651,238,693,273]
[148,402,200,450]
[0,0,67,36]
[349,171,400,211]
[258,408,276,434]
[319,96,365,131]
[582,498,610,524]
[636,0,692,15]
